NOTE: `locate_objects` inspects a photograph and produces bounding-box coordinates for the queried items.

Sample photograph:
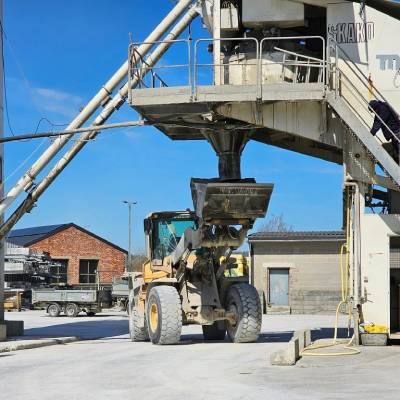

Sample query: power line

[0,20,15,136]
[34,117,68,135]
[0,20,70,136]
[0,120,148,144]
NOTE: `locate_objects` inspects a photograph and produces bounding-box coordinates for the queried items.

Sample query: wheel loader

[128,178,273,344]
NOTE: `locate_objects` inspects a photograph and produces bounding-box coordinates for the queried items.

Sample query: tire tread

[226,283,262,343]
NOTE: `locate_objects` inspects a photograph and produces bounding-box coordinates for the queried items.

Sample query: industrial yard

[2,0,400,398]
[1,311,400,400]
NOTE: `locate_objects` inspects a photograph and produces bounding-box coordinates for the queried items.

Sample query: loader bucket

[191,179,274,225]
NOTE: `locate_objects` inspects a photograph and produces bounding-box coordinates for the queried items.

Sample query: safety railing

[328,36,400,149]
[259,36,326,86]
[193,37,259,88]
[128,36,327,100]
[128,39,191,102]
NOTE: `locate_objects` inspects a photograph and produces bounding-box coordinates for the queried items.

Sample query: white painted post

[213,0,221,85]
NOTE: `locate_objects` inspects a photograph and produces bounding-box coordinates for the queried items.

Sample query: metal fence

[128,36,327,97]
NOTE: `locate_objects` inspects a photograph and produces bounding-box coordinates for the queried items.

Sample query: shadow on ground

[179,327,349,345]
[23,319,129,340]
[20,315,350,344]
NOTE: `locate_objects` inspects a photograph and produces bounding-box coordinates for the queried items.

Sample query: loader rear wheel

[129,307,149,342]
[146,286,182,345]
[225,283,262,343]
[202,321,226,341]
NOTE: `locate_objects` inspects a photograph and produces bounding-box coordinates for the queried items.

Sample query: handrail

[129,36,327,95]
[273,47,324,64]
[328,36,389,105]
[328,36,400,146]
[260,36,326,84]
[193,37,260,89]
[128,39,191,91]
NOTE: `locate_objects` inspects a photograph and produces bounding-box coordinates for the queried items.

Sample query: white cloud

[35,87,83,119]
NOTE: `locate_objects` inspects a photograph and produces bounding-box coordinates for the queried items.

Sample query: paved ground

[1,310,399,400]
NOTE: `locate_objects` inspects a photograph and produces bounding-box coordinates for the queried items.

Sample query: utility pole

[0,0,5,336]
[123,200,137,273]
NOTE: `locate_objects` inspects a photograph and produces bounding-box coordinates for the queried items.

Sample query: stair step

[327,92,400,189]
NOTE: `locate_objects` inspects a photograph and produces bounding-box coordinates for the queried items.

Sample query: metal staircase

[327,93,400,188]
[326,38,400,190]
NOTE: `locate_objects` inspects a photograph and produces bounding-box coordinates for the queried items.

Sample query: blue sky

[3,1,343,252]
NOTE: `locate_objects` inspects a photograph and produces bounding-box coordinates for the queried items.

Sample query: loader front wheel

[202,321,226,341]
[146,286,182,345]
[225,283,262,343]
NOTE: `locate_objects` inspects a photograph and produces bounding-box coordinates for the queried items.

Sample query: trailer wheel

[65,303,79,318]
[225,283,262,343]
[202,321,226,341]
[146,286,182,345]
[48,303,61,317]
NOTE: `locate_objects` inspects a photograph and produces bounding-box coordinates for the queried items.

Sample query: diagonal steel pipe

[0,0,194,215]
[0,5,199,238]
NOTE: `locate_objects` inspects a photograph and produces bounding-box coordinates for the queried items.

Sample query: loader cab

[144,211,197,262]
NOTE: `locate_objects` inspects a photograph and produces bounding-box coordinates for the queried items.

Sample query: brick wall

[29,226,126,284]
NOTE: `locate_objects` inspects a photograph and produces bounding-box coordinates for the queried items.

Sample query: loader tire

[225,283,262,343]
[202,321,226,341]
[129,307,149,342]
[146,286,182,345]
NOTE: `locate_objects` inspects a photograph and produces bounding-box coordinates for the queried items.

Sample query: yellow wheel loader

[128,178,273,345]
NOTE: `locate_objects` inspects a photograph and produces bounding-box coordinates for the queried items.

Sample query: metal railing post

[335,44,339,98]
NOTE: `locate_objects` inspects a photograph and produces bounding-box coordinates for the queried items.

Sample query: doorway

[269,268,289,307]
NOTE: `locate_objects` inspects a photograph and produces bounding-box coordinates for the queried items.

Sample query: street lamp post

[0,0,5,331]
[123,200,137,273]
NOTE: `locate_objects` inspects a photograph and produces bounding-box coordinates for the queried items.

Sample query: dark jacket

[369,100,400,141]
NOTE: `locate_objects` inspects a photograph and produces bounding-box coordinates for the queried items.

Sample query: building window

[50,259,69,284]
[79,259,98,284]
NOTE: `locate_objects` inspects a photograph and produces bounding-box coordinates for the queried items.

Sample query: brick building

[7,224,126,285]
[248,231,345,314]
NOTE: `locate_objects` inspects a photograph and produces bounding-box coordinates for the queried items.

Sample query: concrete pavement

[0,311,399,400]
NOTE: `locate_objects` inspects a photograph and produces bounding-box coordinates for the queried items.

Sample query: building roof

[248,231,345,242]
[7,223,127,253]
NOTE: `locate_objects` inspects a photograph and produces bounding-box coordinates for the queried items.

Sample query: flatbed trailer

[32,288,102,317]
[111,277,129,311]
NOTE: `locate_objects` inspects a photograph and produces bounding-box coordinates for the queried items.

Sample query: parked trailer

[111,277,129,311]
[32,288,102,317]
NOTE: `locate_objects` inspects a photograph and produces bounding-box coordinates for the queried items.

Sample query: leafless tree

[127,253,148,272]
[260,213,293,232]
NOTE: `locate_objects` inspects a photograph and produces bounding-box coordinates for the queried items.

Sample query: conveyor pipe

[0,6,199,238]
[0,0,194,215]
